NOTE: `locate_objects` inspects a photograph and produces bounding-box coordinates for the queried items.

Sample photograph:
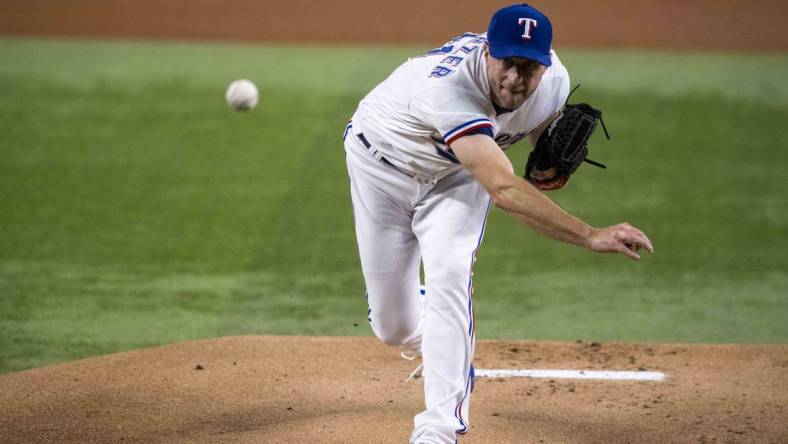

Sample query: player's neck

[492,101,514,115]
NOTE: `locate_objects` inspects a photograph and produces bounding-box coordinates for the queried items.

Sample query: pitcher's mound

[1,336,786,443]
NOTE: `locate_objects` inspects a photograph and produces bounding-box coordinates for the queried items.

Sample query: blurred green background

[1,38,786,373]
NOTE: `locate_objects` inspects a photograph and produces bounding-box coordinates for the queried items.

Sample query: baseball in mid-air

[225,79,259,111]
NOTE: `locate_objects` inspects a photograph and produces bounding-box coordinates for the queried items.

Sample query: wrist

[582,226,598,250]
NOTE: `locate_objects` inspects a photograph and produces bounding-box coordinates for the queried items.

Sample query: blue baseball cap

[487,3,553,67]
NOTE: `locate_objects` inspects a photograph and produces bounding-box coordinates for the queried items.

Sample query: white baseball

[225,79,259,111]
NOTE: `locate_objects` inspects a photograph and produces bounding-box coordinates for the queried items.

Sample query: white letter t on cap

[518,18,538,39]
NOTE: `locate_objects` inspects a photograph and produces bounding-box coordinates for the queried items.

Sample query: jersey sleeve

[408,86,493,145]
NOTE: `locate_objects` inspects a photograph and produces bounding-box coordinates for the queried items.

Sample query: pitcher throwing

[343,4,653,443]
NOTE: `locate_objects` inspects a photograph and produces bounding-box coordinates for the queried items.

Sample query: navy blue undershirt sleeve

[439,126,495,164]
[462,126,494,138]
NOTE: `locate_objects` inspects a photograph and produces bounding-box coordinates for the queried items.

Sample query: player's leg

[410,168,491,444]
[345,136,423,353]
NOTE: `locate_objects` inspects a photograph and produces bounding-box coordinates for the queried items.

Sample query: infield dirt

[1,336,786,443]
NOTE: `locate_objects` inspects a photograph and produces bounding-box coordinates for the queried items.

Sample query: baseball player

[343,4,653,443]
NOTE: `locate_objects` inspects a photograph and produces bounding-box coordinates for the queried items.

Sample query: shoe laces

[400,350,419,360]
[405,362,423,382]
[401,350,423,382]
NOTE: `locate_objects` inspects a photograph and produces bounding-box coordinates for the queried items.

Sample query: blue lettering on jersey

[421,33,486,58]
[425,33,487,78]
[448,32,480,43]
[454,45,479,55]
[494,131,528,149]
[427,44,455,56]
[441,56,464,67]
[429,66,454,78]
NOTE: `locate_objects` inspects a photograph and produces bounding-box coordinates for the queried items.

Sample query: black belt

[355,132,414,178]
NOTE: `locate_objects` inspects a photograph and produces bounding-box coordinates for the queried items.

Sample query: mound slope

[0,336,786,443]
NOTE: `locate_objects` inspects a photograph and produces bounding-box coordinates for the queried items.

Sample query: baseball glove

[524,88,609,191]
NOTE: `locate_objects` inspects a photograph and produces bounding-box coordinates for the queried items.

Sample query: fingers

[603,223,652,260]
[588,223,654,260]
[617,224,654,253]
[618,242,641,260]
[626,233,652,253]
[627,226,654,253]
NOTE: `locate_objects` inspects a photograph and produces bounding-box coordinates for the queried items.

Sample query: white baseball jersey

[344,31,571,444]
[351,32,570,179]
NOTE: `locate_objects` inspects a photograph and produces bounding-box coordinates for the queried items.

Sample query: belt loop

[355,131,431,182]
[356,132,383,161]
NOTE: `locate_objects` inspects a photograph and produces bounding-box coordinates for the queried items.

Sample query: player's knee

[373,320,418,347]
[375,328,412,347]
[378,334,407,347]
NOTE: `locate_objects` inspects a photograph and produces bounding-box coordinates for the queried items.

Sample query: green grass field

[1,38,786,374]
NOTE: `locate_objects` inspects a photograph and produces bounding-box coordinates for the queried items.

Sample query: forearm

[493,181,593,248]
[451,134,652,260]
[450,133,594,248]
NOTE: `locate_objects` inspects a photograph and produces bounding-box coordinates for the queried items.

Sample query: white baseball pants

[344,130,491,443]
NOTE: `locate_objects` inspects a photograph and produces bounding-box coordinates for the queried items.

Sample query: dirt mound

[1,336,786,443]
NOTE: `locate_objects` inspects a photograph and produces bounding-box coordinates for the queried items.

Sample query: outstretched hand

[586,223,654,260]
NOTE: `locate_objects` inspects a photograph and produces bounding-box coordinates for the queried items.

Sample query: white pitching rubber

[475,368,666,381]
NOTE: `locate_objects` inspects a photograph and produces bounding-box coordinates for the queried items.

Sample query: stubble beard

[492,84,529,110]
